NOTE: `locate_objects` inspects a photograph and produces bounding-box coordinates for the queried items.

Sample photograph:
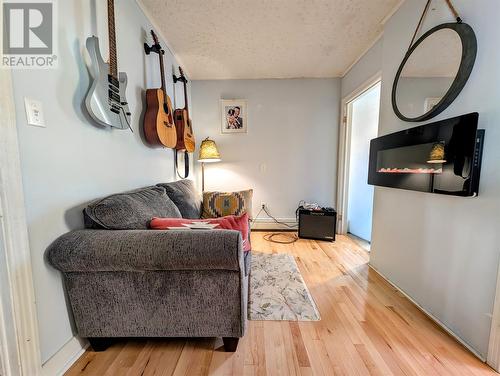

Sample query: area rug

[248,252,321,321]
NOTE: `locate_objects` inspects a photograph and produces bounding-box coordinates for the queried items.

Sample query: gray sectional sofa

[47,180,249,352]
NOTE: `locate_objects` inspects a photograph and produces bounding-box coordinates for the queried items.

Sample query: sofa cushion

[202,190,253,219]
[150,213,251,251]
[157,180,201,219]
[84,186,181,230]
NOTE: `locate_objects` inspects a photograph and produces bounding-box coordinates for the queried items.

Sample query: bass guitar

[143,30,177,148]
[173,67,195,152]
[85,0,131,130]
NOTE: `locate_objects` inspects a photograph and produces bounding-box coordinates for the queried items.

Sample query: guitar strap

[174,149,190,179]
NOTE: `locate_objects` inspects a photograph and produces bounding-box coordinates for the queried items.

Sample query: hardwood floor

[66,233,497,375]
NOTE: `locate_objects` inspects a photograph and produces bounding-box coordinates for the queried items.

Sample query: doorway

[337,78,381,249]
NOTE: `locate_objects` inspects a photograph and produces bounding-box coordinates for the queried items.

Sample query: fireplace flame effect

[378,167,443,174]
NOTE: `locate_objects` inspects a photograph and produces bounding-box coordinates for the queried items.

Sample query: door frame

[0,64,42,374]
[336,72,381,235]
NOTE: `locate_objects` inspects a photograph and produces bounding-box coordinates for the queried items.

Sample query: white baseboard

[42,336,88,376]
[369,264,485,362]
[251,217,297,230]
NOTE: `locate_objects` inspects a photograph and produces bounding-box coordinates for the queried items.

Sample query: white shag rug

[248,253,320,321]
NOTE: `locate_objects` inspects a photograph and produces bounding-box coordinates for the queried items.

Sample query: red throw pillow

[150,213,251,251]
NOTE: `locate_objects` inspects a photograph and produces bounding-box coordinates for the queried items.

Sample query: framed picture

[220,99,247,134]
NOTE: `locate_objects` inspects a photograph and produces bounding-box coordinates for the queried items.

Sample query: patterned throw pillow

[202,190,253,219]
[149,213,251,251]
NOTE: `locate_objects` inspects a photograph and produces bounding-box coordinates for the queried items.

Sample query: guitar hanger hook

[144,42,163,55]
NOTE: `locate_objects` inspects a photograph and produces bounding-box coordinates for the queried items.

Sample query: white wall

[347,83,380,242]
[369,0,500,358]
[12,0,188,363]
[191,79,340,220]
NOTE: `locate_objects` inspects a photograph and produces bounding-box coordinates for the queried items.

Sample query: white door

[346,82,381,242]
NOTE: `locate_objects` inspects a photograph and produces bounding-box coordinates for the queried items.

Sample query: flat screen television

[368,113,484,197]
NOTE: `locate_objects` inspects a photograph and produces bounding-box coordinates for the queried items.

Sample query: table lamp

[198,137,221,191]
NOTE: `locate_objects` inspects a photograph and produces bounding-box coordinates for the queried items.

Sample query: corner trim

[42,337,88,376]
[135,0,190,78]
[487,261,500,371]
[369,263,485,362]
[380,0,405,25]
[341,0,405,78]
[341,33,383,78]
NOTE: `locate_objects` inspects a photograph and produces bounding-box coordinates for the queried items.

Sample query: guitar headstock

[144,30,163,55]
[151,30,160,45]
[176,66,188,83]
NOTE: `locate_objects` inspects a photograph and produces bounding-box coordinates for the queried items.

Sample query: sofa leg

[222,337,239,352]
[88,338,113,352]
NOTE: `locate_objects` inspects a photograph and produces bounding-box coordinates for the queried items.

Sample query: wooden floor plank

[65,233,497,376]
[66,342,126,376]
[142,340,185,376]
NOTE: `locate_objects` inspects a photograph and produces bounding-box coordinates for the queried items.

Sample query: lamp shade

[427,141,447,164]
[198,138,221,162]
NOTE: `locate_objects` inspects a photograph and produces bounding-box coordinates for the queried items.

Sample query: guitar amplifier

[298,207,337,242]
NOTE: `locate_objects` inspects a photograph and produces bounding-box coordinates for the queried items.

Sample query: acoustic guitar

[143,30,177,148]
[173,67,196,153]
[85,0,131,130]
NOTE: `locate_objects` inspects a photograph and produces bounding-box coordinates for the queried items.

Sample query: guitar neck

[159,51,167,100]
[183,78,189,116]
[108,0,118,77]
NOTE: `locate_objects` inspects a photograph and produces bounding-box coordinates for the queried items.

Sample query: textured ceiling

[139,0,402,79]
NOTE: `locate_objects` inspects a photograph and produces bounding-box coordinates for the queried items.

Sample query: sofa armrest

[47,229,243,273]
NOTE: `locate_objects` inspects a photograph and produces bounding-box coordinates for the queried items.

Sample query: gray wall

[191,79,341,219]
[12,0,187,363]
[369,0,500,358]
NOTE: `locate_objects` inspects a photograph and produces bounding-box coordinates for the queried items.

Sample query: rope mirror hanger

[392,0,477,122]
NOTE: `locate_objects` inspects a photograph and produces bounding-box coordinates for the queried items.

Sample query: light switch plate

[24,98,45,127]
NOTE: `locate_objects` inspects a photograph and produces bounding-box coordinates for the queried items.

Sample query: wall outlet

[24,98,45,127]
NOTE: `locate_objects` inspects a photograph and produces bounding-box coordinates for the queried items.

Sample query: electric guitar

[173,67,195,152]
[143,30,177,148]
[85,0,131,130]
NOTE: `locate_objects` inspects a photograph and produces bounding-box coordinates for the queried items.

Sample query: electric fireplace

[368,113,484,196]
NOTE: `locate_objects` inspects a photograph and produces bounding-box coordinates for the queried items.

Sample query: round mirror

[392,23,477,122]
